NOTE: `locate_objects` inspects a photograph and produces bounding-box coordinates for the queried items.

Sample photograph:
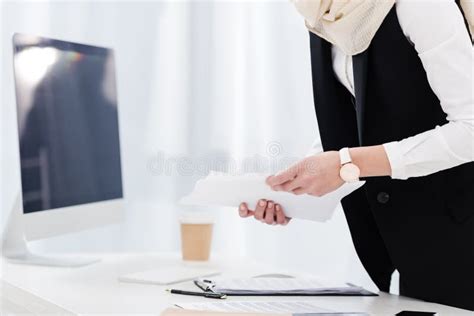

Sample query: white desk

[1,253,470,315]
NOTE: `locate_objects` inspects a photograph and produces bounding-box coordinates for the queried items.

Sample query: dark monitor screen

[13,34,123,214]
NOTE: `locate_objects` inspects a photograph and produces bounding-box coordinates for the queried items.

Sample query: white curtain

[1,0,377,291]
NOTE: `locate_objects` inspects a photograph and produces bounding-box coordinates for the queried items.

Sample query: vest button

[377,192,390,204]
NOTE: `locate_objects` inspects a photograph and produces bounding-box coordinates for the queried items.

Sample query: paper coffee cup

[179,212,214,261]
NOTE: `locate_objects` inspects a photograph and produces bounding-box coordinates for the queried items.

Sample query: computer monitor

[2,34,124,266]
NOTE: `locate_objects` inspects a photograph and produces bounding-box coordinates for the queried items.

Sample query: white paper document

[174,301,331,314]
[194,277,369,296]
[209,278,354,294]
[180,172,365,222]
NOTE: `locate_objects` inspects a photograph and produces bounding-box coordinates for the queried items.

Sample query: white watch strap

[339,147,352,165]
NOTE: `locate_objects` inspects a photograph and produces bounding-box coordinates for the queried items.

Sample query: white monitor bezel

[24,198,124,241]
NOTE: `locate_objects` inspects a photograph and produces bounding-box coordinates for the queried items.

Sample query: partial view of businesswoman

[238,0,474,310]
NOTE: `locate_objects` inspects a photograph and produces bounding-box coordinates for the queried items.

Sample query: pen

[166,289,227,299]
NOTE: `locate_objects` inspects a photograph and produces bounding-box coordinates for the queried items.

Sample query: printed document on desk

[180,172,364,222]
[194,277,376,296]
[172,301,368,315]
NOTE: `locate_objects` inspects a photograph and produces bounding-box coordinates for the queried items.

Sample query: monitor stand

[2,194,100,267]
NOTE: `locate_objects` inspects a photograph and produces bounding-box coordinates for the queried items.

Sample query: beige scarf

[292,0,474,56]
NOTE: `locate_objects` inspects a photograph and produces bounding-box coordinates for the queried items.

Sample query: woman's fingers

[254,199,267,221]
[238,203,247,217]
[275,204,292,225]
[266,166,298,188]
[238,200,290,226]
[239,203,254,218]
[292,187,307,195]
[275,204,286,224]
[264,201,276,225]
[280,176,306,192]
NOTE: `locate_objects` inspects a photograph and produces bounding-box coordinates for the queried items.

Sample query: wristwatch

[339,147,360,183]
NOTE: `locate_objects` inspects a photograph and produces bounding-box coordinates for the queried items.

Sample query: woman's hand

[238,200,291,226]
[267,151,344,197]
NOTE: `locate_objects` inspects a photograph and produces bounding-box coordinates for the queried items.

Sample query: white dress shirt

[310,0,474,180]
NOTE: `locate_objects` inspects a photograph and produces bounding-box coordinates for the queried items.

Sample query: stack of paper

[171,302,368,315]
[195,277,374,296]
[172,301,332,314]
[210,278,363,295]
[180,172,365,222]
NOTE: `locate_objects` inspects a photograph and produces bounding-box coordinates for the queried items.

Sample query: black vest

[309,6,474,311]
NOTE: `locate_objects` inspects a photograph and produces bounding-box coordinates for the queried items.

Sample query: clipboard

[193,278,378,297]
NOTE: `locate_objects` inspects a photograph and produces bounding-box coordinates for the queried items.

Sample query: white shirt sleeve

[383,0,474,180]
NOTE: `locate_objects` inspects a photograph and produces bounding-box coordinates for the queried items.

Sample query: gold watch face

[340,163,361,182]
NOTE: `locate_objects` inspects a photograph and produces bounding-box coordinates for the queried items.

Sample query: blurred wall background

[1,0,379,292]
